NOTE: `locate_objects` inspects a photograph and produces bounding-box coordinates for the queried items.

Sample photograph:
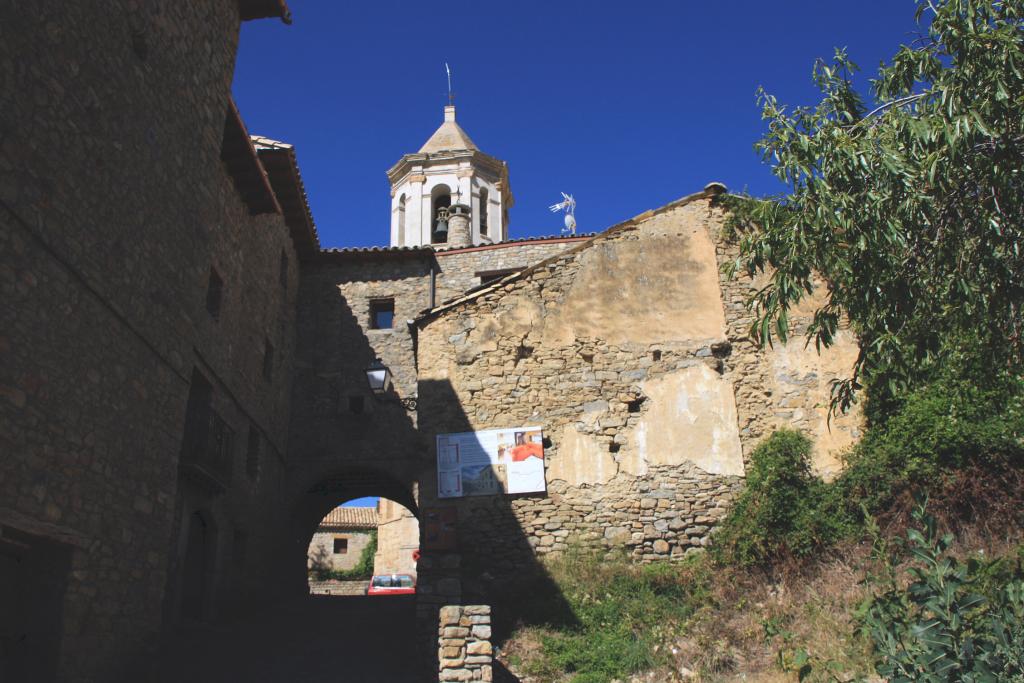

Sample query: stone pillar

[447,204,472,248]
[438,605,493,682]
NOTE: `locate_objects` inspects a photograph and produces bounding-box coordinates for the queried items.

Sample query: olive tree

[729,0,1024,413]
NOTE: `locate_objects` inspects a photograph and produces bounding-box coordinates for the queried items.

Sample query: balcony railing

[179,409,234,492]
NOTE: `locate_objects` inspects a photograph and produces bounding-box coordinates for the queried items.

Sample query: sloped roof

[415,183,729,325]
[251,135,321,258]
[319,506,378,530]
[222,98,281,216]
[418,105,478,153]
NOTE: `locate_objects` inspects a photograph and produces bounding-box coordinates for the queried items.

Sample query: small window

[279,250,288,289]
[369,299,394,330]
[477,268,518,286]
[206,268,223,320]
[333,538,348,554]
[246,424,260,481]
[262,340,274,381]
[349,395,365,415]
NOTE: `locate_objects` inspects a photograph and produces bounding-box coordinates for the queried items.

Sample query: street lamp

[364,359,391,395]
[364,359,417,410]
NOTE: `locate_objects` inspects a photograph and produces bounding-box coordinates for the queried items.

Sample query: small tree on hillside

[728,0,1024,414]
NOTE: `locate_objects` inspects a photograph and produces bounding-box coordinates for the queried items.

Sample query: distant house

[307,507,378,573]
[374,498,420,577]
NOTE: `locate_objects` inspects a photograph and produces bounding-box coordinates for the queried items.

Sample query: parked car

[366,574,416,596]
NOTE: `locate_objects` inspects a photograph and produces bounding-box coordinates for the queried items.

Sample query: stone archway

[282,465,420,596]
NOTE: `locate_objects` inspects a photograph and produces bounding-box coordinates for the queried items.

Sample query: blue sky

[343,497,377,508]
[233,2,926,250]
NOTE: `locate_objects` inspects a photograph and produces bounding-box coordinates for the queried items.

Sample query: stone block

[467,640,492,655]
[470,624,492,639]
[439,606,462,626]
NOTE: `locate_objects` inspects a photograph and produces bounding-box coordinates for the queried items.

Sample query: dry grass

[498,511,1023,683]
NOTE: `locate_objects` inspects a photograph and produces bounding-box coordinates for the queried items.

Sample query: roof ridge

[414,184,727,325]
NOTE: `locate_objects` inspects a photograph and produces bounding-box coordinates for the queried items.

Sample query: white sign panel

[436,426,545,498]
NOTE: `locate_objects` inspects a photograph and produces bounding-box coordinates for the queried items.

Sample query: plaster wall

[414,192,862,600]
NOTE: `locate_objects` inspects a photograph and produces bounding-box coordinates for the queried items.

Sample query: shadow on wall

[281,264,427,598]
[418,378,580,652]
[284,260,579,672]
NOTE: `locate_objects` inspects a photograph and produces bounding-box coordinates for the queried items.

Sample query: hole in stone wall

[711,341,732,358]
[541,437,552,449]
[608,442,621,453]
[651,350,662,362]
[627,396,646,413]
[580,351,594,363]
[206,268,223,321]
[516,345,534,361]
[131,29,148,61]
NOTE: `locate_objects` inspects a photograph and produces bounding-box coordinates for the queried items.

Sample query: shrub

[861,500,1024,681]
[830,369,1024,528]
[714,369,1024,568]
[712,429,837,566]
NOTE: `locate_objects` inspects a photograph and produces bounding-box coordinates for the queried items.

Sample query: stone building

[1,2,861,680]
[306,506,377,574]
[413,187,860,605]
[1,2,309,680]
[374,498,420,577]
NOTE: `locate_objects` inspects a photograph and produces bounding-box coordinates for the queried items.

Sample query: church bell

[432,208,450,243]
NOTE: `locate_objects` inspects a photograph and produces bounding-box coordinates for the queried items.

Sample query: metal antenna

[549,193,577,235]
[445,63,454,105]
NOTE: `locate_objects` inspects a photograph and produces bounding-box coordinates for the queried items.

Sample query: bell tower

[387,105,513,248]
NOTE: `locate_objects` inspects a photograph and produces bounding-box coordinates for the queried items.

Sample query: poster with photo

[436,426,545,498]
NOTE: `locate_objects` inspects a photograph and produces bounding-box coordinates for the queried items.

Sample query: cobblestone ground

[154,595,419,682]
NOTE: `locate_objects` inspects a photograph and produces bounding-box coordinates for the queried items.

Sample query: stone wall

[287,238,586,490]
[414,189,862,596]
[438,605,493,682]
[374,497,420,576]
[307,529,374,572]
[307,579,369,596]
[433,237,589,304]
[0,2,299,680]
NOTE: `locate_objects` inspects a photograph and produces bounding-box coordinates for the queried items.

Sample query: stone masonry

[438,605,494,682]
[414,187,861,599]
[1,2,303,680]
[3,3,865,680]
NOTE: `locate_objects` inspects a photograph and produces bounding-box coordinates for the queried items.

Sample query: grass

[497,549,712,683]
[501,535,1024,682]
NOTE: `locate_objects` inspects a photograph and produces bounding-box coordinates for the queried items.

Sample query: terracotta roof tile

[318,506,378,530]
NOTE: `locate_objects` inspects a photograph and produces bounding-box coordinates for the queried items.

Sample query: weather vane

[549,192,577,235]
[445,62,454,105]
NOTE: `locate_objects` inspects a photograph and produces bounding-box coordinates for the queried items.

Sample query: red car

[366,574,416,596]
